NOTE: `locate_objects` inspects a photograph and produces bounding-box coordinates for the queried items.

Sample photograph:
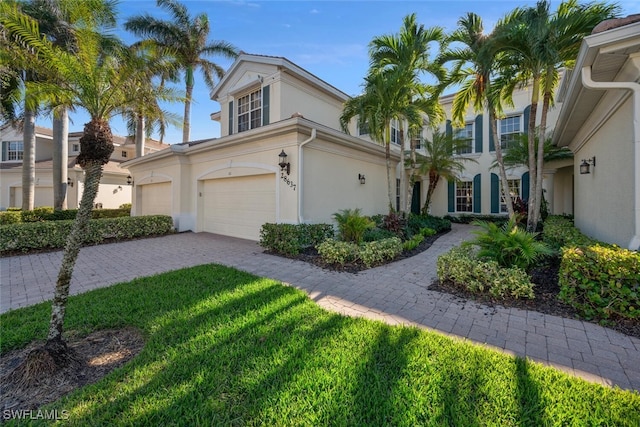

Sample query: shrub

[403,234,424,252]
[47,209,78,221]
[360,237,403,267]
[542,215,594,250]
[363,227,396,242]
[259,223,334,256]
[333,208,374,244]
[0,211,21,225]
[437,246,534,299]
[445,214,507,226]
[91,208,131,219]
[0,215,174,254]
[381,211,407,238]
[119,203,132,209]
[559,245,640,321]
[419,227,436,237]
[21,206,54,222]
[467,218,553,271]
[316,239,359,265]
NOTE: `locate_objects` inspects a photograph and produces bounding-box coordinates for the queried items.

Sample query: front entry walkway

[1,224,638,391]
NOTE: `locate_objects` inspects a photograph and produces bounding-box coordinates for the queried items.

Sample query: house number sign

[281,172,296,191]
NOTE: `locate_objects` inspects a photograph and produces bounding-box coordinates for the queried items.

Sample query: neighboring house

[124,53,397,240]
[430,79,570,219]
[553,19,640,250]
[0,125,169,209]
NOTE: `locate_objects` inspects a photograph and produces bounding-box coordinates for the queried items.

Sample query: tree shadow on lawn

[17,265,635,426]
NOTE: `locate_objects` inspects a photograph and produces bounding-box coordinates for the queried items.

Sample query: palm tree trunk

[526,77,540,231]
[135,114,145,157]
[399,128,407,214]
[53,108,69,210]
[22,107,36,211]
[183,83,193,143]
[422,170,440,214]
[48,160,103,344]
[489,109,515,218]
[532,79,552,229]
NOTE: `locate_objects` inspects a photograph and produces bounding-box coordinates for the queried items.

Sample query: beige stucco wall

[572,96,634,247]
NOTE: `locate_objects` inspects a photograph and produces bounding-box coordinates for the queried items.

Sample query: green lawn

[2,265,639,426]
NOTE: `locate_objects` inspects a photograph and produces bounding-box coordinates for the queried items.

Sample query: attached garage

[201,174,276,240]
[139,182,172,216]
[10,186,54,208]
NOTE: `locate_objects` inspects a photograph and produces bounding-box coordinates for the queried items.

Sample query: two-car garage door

[201,174,276,241]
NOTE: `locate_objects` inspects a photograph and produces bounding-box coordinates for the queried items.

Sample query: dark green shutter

[473,174,481,213]
[489,120,495,151]
[445,120,452,138]
[523,105,531,133]
[491,173,500,213]
[448,180,455,213]
[522,172,530,202]
[475,114,483,153]
[411,181,421,214]
[262,85,270,126]
[1,141,6,161]
[228,101,233,135]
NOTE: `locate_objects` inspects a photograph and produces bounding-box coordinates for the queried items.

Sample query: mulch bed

[1,327,145,419]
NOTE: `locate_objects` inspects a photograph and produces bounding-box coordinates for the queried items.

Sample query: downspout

[581,66,640,250]
[297,128,317,223]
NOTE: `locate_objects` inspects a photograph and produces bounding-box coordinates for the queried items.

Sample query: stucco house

[553,19,640,250]
[124,54,397,240]
[0,125,169,210]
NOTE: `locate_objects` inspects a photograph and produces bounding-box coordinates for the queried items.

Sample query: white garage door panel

[202,174,276,240]
[140,182,171,216]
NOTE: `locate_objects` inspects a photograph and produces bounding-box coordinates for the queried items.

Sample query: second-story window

[390,119,400,145]
[122,151,128,158]
[500,115,521,150]
[1,141,23,161]
[358,120,369,136]
[237,88,262,133]
[455,123,473,154]
[72,143,80,152]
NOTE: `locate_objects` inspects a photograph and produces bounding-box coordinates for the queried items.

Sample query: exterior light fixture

[358,173,366,184]
[579,156,596,175]
[67,177,73,187]
[278,150,290,175]
[127,175,134,185]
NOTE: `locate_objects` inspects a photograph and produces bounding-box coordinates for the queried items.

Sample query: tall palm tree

[1,4,173,369]
[369,14,445,213]
[416,130,475,213]
[125,0,238,142]
[439,12,515,218]
[496,0,618,230]
[340,68,424,211]
[492,132,573,170]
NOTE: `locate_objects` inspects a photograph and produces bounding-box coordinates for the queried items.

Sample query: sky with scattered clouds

[51,0,639,144]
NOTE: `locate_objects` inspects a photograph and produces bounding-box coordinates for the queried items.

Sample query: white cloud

[310,8,319,14]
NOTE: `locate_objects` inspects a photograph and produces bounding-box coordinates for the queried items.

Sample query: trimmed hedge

[0,215,174,254]
[542,215,594,250]
[559,245,640,321]
[259,223,334,256]
[437,246,534,299]
[407,214,451,236]
[317,237,403,268]
[444,214,508,226]
[0,207,131,225]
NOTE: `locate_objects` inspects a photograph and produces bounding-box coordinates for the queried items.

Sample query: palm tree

[439,12,516,218]
[125,0,238,142]
[492,132,573,170]
[496,0,618,230]
[416,130,475,213]
[340,68,424,211]
[1,4,174,370]
[369,14,445,213]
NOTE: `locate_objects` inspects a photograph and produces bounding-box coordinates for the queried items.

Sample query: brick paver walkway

[1,224,639,391]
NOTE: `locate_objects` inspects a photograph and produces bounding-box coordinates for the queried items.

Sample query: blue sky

[52,0,638,144]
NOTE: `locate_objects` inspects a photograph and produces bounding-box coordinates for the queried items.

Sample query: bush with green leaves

[437,246,534,299]
[380,211,407,238]
[119,203,132,209]
[407,214,451,236]
[559,245,640,321]
[363,227,396,242]
[542,215,594,250]
[0,211,21,225]
[259,223,334,256]
[333,208,374,244]
[0,215,175,254]
[445,214,508,226]
[419,227,436,237]
[0,207,130,224]
[316,239,359,265]
[360,237,403,267]
[403,234,424,251]
[467,218,553,271]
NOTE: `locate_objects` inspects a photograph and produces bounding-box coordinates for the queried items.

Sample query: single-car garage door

[139,182,172,216]
[202,174,276,240]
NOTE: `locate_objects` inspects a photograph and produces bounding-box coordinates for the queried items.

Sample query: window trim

[454,122,474,155]
[500,178,521,213]
[390,119,401,145]
[235,86,262,134]
[498,115,522,151]
[2,141,24,162]
[72,143,80,153]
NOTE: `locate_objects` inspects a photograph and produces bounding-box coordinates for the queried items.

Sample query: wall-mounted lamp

[117,185,123,191]
[127,175,134,185]
[358,173,366,185]
[579,156,596,175]
[67,177,73,188]
[278,150,290,175]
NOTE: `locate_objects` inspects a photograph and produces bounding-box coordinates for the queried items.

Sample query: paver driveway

[1,224,639,391]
